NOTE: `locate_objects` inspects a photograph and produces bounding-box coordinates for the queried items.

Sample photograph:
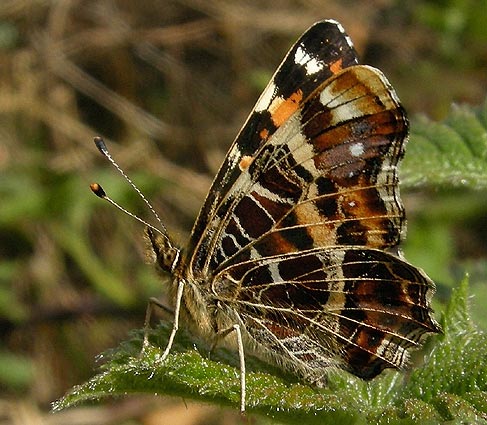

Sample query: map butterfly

[92,19,440,412]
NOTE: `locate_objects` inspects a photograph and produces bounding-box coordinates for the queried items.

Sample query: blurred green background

[1,1,486,424]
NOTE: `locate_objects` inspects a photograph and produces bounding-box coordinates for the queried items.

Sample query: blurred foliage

[415,0,487,62]
[0,1,486,424]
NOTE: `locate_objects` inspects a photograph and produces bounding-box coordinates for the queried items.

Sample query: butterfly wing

[213,247,439,381]
[181,21,439,380]
[188,20,359,273]
[189,64,408,275]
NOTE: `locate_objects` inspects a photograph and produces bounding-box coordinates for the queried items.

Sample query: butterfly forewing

[188,20,359,274]
[196,65,408,276]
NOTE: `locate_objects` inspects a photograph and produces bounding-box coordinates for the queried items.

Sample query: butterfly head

[144,227,181,275]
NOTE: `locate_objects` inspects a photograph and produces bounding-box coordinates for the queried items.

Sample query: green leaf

[402,98,487,189]
[53,279,487,423]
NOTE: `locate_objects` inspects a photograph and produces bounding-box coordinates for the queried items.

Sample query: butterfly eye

[159,248,180,273]
[144,226,180,273]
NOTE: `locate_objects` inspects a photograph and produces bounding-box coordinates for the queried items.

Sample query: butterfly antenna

[91,137,170,240]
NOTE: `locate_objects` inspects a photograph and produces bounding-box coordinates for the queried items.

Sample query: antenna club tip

[93,136,107,154]
[90,182,106,198]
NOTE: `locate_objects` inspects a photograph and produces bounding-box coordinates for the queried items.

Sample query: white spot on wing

[268,261,283,285]
[254,82,277,112]
[294,46,322,75]
[350,142,364,157]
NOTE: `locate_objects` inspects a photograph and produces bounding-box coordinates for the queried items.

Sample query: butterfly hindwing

[213,246,438,382]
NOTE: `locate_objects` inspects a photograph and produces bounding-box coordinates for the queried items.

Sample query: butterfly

[93,19,440,412]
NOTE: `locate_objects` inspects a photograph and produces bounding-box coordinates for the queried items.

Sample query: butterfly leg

[158,280,185,362]
[215,323,246,413]
[234,324,246,413]
[140,297,173,356]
